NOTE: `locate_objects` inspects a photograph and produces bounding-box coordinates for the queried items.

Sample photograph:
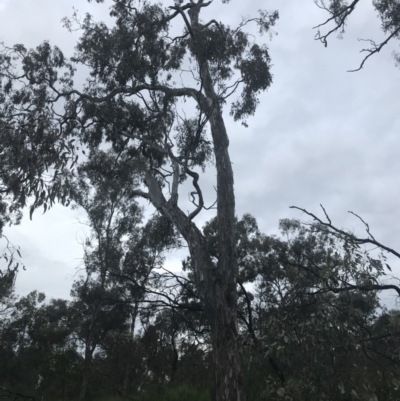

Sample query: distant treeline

[1,215,400,401]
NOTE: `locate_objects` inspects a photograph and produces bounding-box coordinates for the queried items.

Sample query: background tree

[0,291,81,401]
[2,214,400,401]
[67,146,180,399]
[199,213,400,399]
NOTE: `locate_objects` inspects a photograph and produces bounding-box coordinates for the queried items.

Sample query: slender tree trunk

[79,346,93,401]
[122,364,130,394]
[170,327,179,383]
[130,301,139,336]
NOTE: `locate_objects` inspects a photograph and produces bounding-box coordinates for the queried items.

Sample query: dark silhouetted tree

[0,2,278,399]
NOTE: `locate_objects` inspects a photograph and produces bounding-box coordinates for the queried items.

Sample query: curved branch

[52,84,208,112]
[290,205,400,260]
[313,0,361,47]
[348,27,400,72]
[186,167,204,220]
[360,330,400,343]
[165,2,194,23]
[108,270,204,312]
[169,5,195,38]
[326,280,400,297]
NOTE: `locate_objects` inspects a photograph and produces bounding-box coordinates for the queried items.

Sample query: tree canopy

[1,214,400,401]
[314,0,400,70]
[1,1,400,401]
[0,1,280,399]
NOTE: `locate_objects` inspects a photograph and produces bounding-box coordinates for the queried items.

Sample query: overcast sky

[1,0,399,307]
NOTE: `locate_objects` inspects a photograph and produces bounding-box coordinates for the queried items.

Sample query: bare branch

[348,210,376,241]
[359,331,400,343]
[187,167,204,220]
[326,280,400,297]
[313,0,361,47]
[51,84,208,112]
[348,27,400,72]
[320,203,331,225]
[169,5,195,38]
[165,2,195,23]
[290,205,400,260]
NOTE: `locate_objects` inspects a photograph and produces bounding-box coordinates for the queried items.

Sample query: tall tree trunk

[212,296,244,401]
[202,93,245,401]
[145,175,245,401]
[190,5,245,401]
[144,4,247,400]
[206,106,245,401]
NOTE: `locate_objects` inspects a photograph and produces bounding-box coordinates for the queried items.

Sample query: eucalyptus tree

[229,215,400,399]
[0,1,278,399]
[69,148,179,400]
[183,213,400,399]
[0,291,80,400]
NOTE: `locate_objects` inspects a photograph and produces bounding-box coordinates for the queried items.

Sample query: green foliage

[1,214,400,400]
[1,2,400,400]
[0,292,82,399]
[132,383,212,401]
[0,0,278,216]
[200,214,400,400]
